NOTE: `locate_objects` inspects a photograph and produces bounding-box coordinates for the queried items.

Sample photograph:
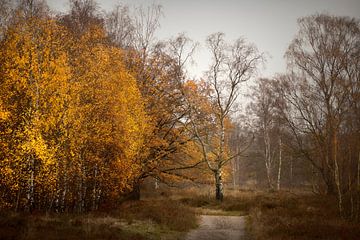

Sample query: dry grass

[2,187,358,239]
[178,188,262,215]
[117,199,198,231]
[246,191,360,240]
[0,199,197,240]
[175,187,360,239]
[0,213,139,240]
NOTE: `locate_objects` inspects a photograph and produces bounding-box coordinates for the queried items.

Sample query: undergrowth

[177,188,360,239]
[0,199,197,240]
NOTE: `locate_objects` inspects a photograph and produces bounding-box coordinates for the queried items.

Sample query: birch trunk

[27,156,35,212]
[333,132,342,217]
[215,169,223,201]
[357,152,360,220]
[277,137,282,191]
[92,165,98,211]
[290,156,293,188]
[232,159,237,188]
[264,127,273,189]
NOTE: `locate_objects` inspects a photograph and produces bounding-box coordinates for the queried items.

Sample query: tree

[59,13,150,211]
[188,32,263,201]
[0,15,71,211]
[0,0,11,39]
[66,2,203,200]
[0,5,150,212]
[283,14,360,217]
[59,0,102,36]
[248,78,281,189]
[105,3,134,49]
[110,6,202,198]
[127,36,202,198]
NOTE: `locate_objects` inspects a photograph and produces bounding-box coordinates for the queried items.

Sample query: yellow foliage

[0,15,149,211]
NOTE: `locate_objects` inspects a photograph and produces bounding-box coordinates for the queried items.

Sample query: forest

[0,0,360,239]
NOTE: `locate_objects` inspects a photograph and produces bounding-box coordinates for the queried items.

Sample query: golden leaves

[0,15,150,210]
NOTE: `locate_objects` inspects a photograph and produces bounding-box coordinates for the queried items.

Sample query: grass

[2,187,359,239]
[117,199,198,231]
[178,189,263,215]
[175,187,360,239]
[0,199,197,240]
[0,213,136,240]
[245,191,360,240]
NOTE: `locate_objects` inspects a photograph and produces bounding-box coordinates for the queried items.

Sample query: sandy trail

[186,215,246,240]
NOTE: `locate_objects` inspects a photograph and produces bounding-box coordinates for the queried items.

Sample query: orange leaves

[0,16,73,210]
[0,14,150,211]
[0,101,9,121]
[184,80,198,91]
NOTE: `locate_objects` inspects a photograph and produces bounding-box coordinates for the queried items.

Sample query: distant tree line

[244,14,360,220]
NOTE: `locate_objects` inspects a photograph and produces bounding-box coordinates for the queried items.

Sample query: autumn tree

[67,35,148,211]
[0,14,72,211]
[187,32,263,201]
[282,14,360,217]
[56,1,150,210]
[0,1,150,212]
[106,3,205,197]
[144,34,204,183]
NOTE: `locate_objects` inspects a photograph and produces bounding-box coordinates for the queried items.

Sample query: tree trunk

[333,132,342,217]
[264,128,273,190]
[232,159,237,188]
[128,182,141,201]
[349,174,354,219]
[27,155,35,212]
[290,156,293,188]
[311,165,319,193]
[214,169,223,201]
[15,189,21,212]
[61,173,67,212]
[266,165,273,190]
[277,137,282,191]
[357,151,360,221]
[92,165,98,211]
[154,178,159,190]
[78,163,86,213]
[324,168,336,195]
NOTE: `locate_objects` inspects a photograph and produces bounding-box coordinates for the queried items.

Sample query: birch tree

[283,14,360,217]
[249,78,278,189]
[188,32,263,201]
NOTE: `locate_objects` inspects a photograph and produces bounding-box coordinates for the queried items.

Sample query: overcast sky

[47,0,360,79]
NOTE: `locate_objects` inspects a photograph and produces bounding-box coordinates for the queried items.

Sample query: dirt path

[186,215,246,240]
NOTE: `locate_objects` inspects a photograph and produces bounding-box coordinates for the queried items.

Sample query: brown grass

[174,187,360,239]
[0,212,142,240]
[0,199,197,240]
[178,188,264,215]
[246,191,360,240]
[117,199,198,231]
[2,187,358,240]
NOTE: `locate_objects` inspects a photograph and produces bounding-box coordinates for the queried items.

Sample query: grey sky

[47,0,360,79]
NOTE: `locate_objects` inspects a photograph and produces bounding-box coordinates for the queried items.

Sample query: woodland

[0,0,360,239]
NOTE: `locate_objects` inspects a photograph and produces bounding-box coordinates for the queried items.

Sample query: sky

[47,0,360,79]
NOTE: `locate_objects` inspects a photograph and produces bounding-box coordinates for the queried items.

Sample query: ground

[1,188,360,239]
[186,215,246,240]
